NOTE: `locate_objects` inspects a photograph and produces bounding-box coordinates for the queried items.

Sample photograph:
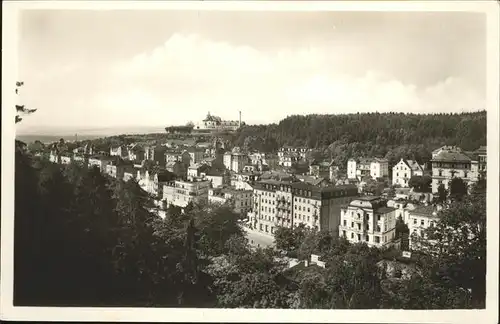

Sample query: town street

[242,226,275,248]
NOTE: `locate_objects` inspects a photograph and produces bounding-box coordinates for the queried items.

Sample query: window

[357,234,361,241]
[420,220,425,226]
[413,218,417,225]
[259,224,263,231]
[351,222,354,228]
[376,225,381,232]
[375,236,380,243]
[265,225,268,233]
[377,215,381,221]
[366,235,369,242]
[343,230,346,237]
[343,220,347,226]
[438,170,442,177]
[351,233,354,239]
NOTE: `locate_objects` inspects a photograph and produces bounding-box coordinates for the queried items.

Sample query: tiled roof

[431,149,472,162]
[404,160,422,172]
[411,205,438,217]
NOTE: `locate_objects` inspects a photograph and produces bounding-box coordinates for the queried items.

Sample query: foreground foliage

[14,147,486,308]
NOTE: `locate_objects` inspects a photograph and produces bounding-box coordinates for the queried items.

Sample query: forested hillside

[232,111,487,168]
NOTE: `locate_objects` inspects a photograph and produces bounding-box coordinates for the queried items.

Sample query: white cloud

[102,33,484,125]
[18,32,485,132]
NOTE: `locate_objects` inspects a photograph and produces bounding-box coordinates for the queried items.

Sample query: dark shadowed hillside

[231,111,486,168]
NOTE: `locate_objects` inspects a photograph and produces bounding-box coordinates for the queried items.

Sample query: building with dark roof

[339,196,397,247]
[430,146,480,193]
[250,180,358,236]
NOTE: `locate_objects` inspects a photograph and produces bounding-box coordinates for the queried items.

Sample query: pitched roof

[431,148,472,162]
[411,205,438,217]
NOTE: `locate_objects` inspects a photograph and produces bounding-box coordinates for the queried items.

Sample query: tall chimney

[239,111,242,127]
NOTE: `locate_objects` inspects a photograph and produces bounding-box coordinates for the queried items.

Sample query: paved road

[242,226,275,248]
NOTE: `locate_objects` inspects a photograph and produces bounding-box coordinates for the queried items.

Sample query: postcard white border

[2,1,499,323]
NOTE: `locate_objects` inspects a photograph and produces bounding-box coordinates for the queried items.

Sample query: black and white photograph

[2,1,499,323]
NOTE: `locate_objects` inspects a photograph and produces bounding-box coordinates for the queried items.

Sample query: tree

[449,177,468,201]
[436,184,448,204]
[416,191,486,307]
[192,202,244,257]
[363,178,383,196]
[206,247,293,308]
[15,81,37,123]
[408,175,432,193]
[274,224,309,256]
[318,253,383,309]
[395,216,410,251]
[381,274,472,309]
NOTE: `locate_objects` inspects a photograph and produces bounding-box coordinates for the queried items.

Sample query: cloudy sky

[17,10,486,134]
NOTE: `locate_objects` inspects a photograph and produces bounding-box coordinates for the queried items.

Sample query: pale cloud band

[17,13,485,134]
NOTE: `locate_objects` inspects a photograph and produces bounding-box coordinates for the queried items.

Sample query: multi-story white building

[88,156,113,172]
[208,188,253,215]
[347,158,389,180]
[430,146,479,193]
[407,205,439,249]
[476,146,487,173]
[193,111,243,132]
[338,196,397,248]
[162,179,211,208]
[387,199,418,224]
[223,152,248,173]
[127,144,145,161]
[278,152,299,167]
[250,180,358,236]
[187,163,210,180]
[392,159,425,187]
[205,169,226,188]
[309,160,331,178]
[185,147,204,165]
[49,150,60,163]
[165,150,191,166]
[60,155,72,165]
[110,145,128,158]
[277,146,309,160]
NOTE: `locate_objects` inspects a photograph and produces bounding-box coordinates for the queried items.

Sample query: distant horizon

[16,110,487,137]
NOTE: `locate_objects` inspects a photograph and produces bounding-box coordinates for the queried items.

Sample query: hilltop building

[193,111,243,132]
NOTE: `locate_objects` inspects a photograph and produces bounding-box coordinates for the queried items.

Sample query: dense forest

[232,111,487,168]
[14,143,486,308]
